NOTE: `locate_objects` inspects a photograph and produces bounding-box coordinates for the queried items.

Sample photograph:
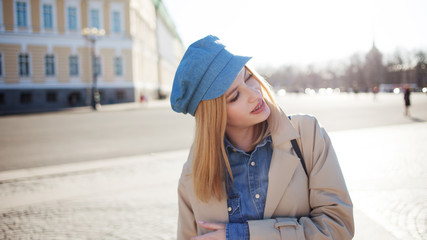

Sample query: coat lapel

[264,106,301,218]
[264,144,300,218]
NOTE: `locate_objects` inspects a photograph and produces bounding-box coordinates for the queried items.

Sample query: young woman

[170,35,354,240]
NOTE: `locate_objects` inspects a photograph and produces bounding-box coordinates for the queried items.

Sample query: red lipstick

[251,100,265,114]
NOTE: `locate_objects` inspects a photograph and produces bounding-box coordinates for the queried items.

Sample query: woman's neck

[226,126,255,152]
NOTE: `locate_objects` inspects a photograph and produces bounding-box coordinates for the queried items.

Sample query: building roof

[152,0,183,44]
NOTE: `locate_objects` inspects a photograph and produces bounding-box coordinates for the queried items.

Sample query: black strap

[291,139,308,176]
[288,116,308,176]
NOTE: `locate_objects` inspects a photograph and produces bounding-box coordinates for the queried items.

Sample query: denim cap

[170,35,252,116]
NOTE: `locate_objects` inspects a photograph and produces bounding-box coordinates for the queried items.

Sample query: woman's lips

[251,100,265,114]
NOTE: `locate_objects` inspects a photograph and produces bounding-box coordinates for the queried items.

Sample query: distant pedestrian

[404,86,411,116]
[170,35,354,240]
[373,86,379,100]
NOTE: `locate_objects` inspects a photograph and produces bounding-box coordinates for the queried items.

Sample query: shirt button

[228,207,232,212]
[251,161,255,166]
[255,194,260,199]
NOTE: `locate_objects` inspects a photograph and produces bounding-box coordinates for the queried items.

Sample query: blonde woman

[171,35,354,240]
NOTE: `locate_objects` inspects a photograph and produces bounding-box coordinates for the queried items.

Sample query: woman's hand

[191,221,226,240]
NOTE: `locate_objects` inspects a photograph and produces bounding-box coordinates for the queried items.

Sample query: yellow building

[0,0,184,113]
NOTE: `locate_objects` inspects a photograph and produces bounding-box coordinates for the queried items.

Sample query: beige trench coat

[177,107,354,239]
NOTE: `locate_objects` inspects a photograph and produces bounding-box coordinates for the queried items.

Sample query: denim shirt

[224,136,273,240]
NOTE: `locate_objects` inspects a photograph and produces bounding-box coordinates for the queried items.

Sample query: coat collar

[267,105,300,147]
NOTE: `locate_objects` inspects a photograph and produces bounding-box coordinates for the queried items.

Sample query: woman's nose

[247,86,261,102]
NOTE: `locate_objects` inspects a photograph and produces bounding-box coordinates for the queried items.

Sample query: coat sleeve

[177,160,198,240]
[247,116,354,240]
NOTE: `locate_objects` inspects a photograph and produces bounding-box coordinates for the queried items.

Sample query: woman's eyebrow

[226,69,248,98]
[226,87,238,98]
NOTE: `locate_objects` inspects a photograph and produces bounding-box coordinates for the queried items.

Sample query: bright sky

[162,0,427,68]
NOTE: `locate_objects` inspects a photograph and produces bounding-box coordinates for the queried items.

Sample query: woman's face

[224,67,271,131]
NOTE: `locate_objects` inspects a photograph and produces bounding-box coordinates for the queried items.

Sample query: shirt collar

[224,135,272,156]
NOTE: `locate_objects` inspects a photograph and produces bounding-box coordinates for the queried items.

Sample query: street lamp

[82,27,105,110]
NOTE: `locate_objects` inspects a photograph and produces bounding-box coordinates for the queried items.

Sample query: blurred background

[0,0,426,239]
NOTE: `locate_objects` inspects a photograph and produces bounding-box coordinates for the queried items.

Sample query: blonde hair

[193,65,279,202]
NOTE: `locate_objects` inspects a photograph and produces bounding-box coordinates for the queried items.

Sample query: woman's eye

[230,92,239,102]
[245,74,253,82]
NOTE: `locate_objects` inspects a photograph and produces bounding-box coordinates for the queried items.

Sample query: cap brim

[202,55,252,100]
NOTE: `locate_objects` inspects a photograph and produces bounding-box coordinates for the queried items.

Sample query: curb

[0,149,188,182]
[0,99,171,116]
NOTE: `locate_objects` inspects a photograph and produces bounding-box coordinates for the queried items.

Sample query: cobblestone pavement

[0,151,187,240]
[333,122,427,240]
[1,123,426,239]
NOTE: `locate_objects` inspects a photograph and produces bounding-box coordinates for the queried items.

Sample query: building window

[16,2,27,27]
[90,9,100,28]
[45,55,55,76]
[43,4,53,29]
[69,55,79,76]
[19,53,30,76]
[20,92,32,104]
[0,1,4,31]
[116,90,125,100]
[0,53,3,76]
[114,57,122,76]
[67,7,77,30]
[46,91,57,103]
[112,11,121,33]
[68,92,81,106]
[0,93,5,105]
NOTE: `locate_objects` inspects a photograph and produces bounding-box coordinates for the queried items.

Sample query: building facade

[0,0,184,114]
